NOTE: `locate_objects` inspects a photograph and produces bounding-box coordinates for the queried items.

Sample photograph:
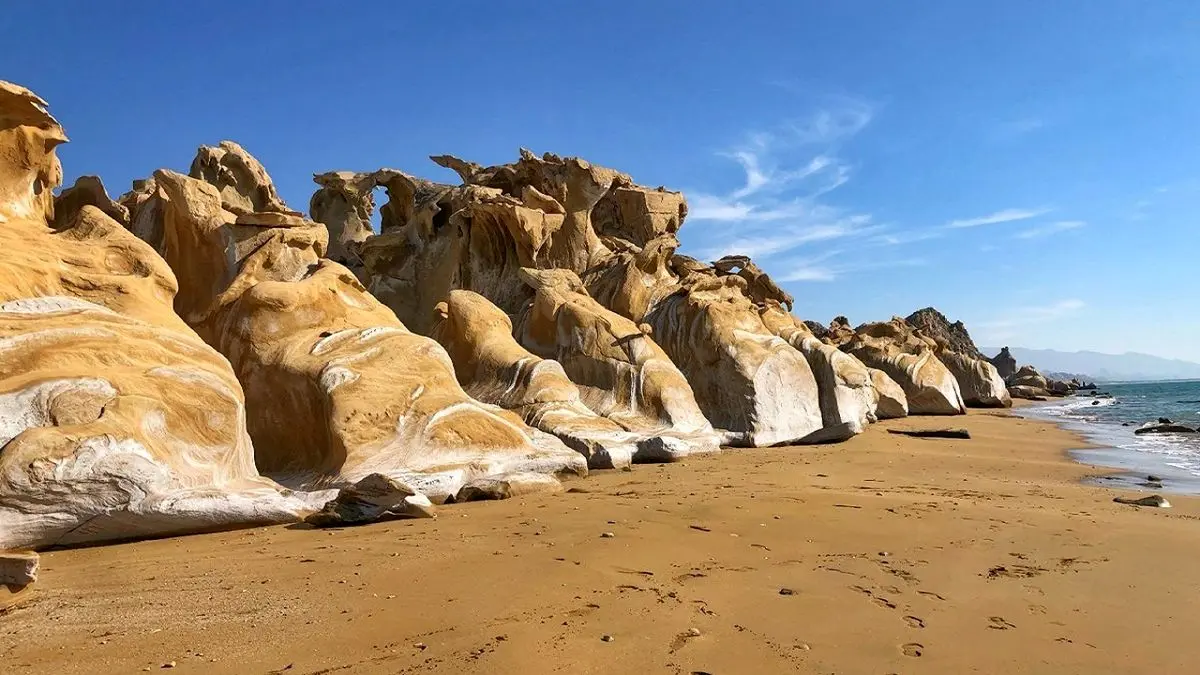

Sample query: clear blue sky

[8,1,1199,360]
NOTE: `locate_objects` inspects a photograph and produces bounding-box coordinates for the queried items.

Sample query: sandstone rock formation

[513,268,721,456]
[431,289,647,468]
[759,300,885,436]
[905,307,983,359]
[124,143,586,501]
[831,319,966,415]
[330,150,825,447]
[903,308,1010,408]
[0,81,313,550]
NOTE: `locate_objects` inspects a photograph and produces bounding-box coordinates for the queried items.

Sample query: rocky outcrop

[869,369,910,419]
[831,318,966,415]
[53,175,129,228]
[126,143,586,502]
[430,289,645,468]
[513,268,720,458]
[938,350,1012,408]
[905,308,984,359]
[759,300,886,437]
[309,171,379,276]
[340,150,825,447]
[0,82,313,550]
[902,308,1009,408]
[989,347,1018,380]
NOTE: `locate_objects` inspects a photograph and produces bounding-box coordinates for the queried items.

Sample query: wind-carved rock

[759,300,890,435]
[335,150,826,447]
[129,143,586,501]
[831,318,966,415]
[430,289,644,468]
[513,268,720,459]
[639,259,825,446]
[309,171,379,277]
[0,82,312,550]
[904,308,1010,408]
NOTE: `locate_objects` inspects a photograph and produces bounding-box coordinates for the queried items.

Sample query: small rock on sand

[601,634,615,642]
[1113,495,1171,508]
[0,550,39,587]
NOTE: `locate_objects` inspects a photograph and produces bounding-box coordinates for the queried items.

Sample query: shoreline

[3,410,1199,674]
[1013,396,1200,496]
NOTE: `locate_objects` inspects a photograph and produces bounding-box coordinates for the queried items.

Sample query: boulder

[0,551,38,586]
[1134,421,1197,435]
[305,474,434,527]
[831,318,966,415]
[1113,495,1171,508]
[1008,385,1047,401]
[454,471,565,502]
[869,368,910,419]
[1008,365,1048,390]
[126,143,586,502]
[430,289,642,468]
[938,350,1012,408]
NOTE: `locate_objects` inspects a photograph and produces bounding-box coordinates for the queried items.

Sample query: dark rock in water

[1092,400,1100,406]
[887,428,971,440]
[1135,421,1198,435]
[1113,494,1171,508]
[1147,475,1163,482]
[305,473,435,527]
[1121,422,1135,427]
[1177,400,1200,404]
[1138,481,1163,489]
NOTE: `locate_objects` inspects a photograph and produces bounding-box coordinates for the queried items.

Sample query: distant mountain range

[979,347,1200,383]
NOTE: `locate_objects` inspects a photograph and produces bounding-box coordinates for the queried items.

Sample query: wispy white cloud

[684,97,880,263]
[870,229,945,246]
[1015,220,1086,239]
[944,207,1052,229]
[972,299,1086,342]
[991,116,1048,141]
[773,252,927,283]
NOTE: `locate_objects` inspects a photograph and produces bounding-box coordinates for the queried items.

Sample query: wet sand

[3,407,1199,674]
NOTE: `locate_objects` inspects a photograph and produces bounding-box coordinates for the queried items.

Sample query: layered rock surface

[430,289,645,468]
[125,143,585,500]
[339,151,825,447]
[903,308,1010,408]
[831,318,966,415]
[0,82,311,550]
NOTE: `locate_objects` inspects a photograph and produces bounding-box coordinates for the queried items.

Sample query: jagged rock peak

[189,140,296,216]
[904,307,983,359]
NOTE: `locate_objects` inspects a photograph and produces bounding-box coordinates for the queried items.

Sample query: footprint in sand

[901,642,924,657]
[904,615,925,628]
[988,616,1017,630]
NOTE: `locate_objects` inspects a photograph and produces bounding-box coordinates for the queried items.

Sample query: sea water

[1018,380,1200,494]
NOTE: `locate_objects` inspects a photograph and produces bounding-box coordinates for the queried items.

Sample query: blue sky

[7,1,1199,360]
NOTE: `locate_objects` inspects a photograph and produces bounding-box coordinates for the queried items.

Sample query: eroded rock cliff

[125,144,586,501]
[0,82,310,550]
[831,318,966,415]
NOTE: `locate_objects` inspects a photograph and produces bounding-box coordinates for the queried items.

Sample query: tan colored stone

[0,82,309,551]
[431,290,641,468]
[832,318,966,416]
[138,145,586,501]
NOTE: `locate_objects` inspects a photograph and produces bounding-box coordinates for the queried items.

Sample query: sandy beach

[3,406,1197,674]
